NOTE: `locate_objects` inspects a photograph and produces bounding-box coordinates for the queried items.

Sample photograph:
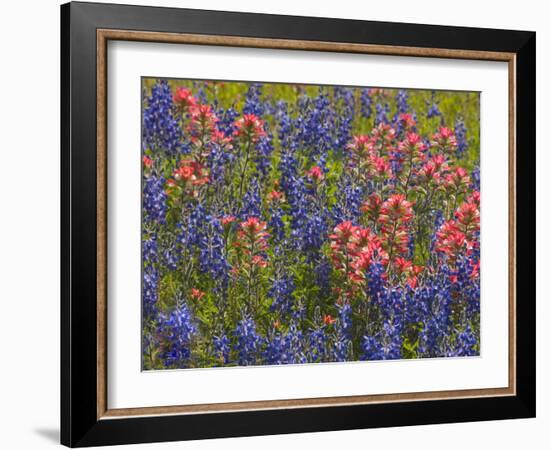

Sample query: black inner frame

[61,2,535,447]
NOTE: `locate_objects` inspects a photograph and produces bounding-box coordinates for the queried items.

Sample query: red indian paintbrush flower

[233,114,266,142]
[142,155,153,168]
[370,155,392,179]
[211,129,233,147]
[431,126,458,153]
[398,113,416,130]
[379,194,414,225]
[189,104,217,123]
[444,167,470,192]
[416,161,439,184]
[431,154,449,172]
[190,288,206,300]
[437,228,467,259]
[377,194,415,261]
[397,132,426,162]
[251,255,268,268]
[167,160,210,198]
[267,190,285,202]
[393,257,424,287]
[234,217,270,271]
[434,214,478,266]
[455,201,480,236]
[306,165,324,181]
[173,87,197,110]
[330,221,388,285]
[329,221,356,246]
[370,124,397,155]
[187,104,219,144]
[361,193,383,222]
[173,165,194,182]
[239,216,267,235]
[220,215,237,226]
[237,217,269,252]
[346,135,371,161]
[467,191,481,207]
[323,314,336,326]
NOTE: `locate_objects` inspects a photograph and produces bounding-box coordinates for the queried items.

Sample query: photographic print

[141,78,480,370]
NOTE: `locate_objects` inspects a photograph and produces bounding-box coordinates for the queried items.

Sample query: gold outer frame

[96,29,516,420]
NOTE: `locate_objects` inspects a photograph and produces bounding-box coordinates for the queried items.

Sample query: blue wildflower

[143,80,183,156]
[158,303,196,368]
[234,315,263,366]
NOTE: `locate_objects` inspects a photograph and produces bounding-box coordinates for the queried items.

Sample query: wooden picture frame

[61,1,535,447]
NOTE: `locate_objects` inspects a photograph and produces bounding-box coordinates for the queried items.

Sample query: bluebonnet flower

[143,261,159,318]
[362,286,405,361]
[287,179,309,249]
[215,106,240,137]
[360,88,372,118]
[362,320,403,361]
[278,134,311,251]
[294,91,333,167]
[143,173,167,224]
[395,90,410,114]
[315,256,332,294]
[338,302,352,340]
[263,331,287,365]
[143,235,158,264]
[454,117,468,158]
[332,174,364,225]
[264,323,306,365]
[195,82,208,104]
[303,211,328,254]
[333,87,355,152]
[177,202,207,249]
[269,271,295,315]
[452,325,478,357]
[197,215,231,293]
[207,142,233,188]
[331,302,352,361]
[454,247,481,323]
[240,178,262,219]
[471,166,480,191]
[291,297,306,322]
[332,334,350,362]
[234,316,263,365]
[417,265,454,357]
[158,303,196,368]
[374,102,391,126]
[403,285,423,329]
[392,89,417,136]
[143,80,183,156]
[308,326,329,362]
[243,83,266,117]
[276,106,329,256]
[367,262,385,302]
[162,246,179,271]
[142,228,160,320]
[361,336,382,360]
[283,323,307,364]
[268,204,286,243]
[213,333,231,364]
[426,92,442,121]
[278,142,301,199]
[255,132,274,179]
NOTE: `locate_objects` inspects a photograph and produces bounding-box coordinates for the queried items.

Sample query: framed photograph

[61,1,535,447]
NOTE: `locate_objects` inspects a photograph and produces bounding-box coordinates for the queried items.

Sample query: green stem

[238,138,253,207]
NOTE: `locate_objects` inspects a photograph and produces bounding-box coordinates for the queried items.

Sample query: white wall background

[0,0,545,448]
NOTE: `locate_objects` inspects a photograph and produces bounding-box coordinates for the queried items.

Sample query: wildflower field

[142,78,480,370]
